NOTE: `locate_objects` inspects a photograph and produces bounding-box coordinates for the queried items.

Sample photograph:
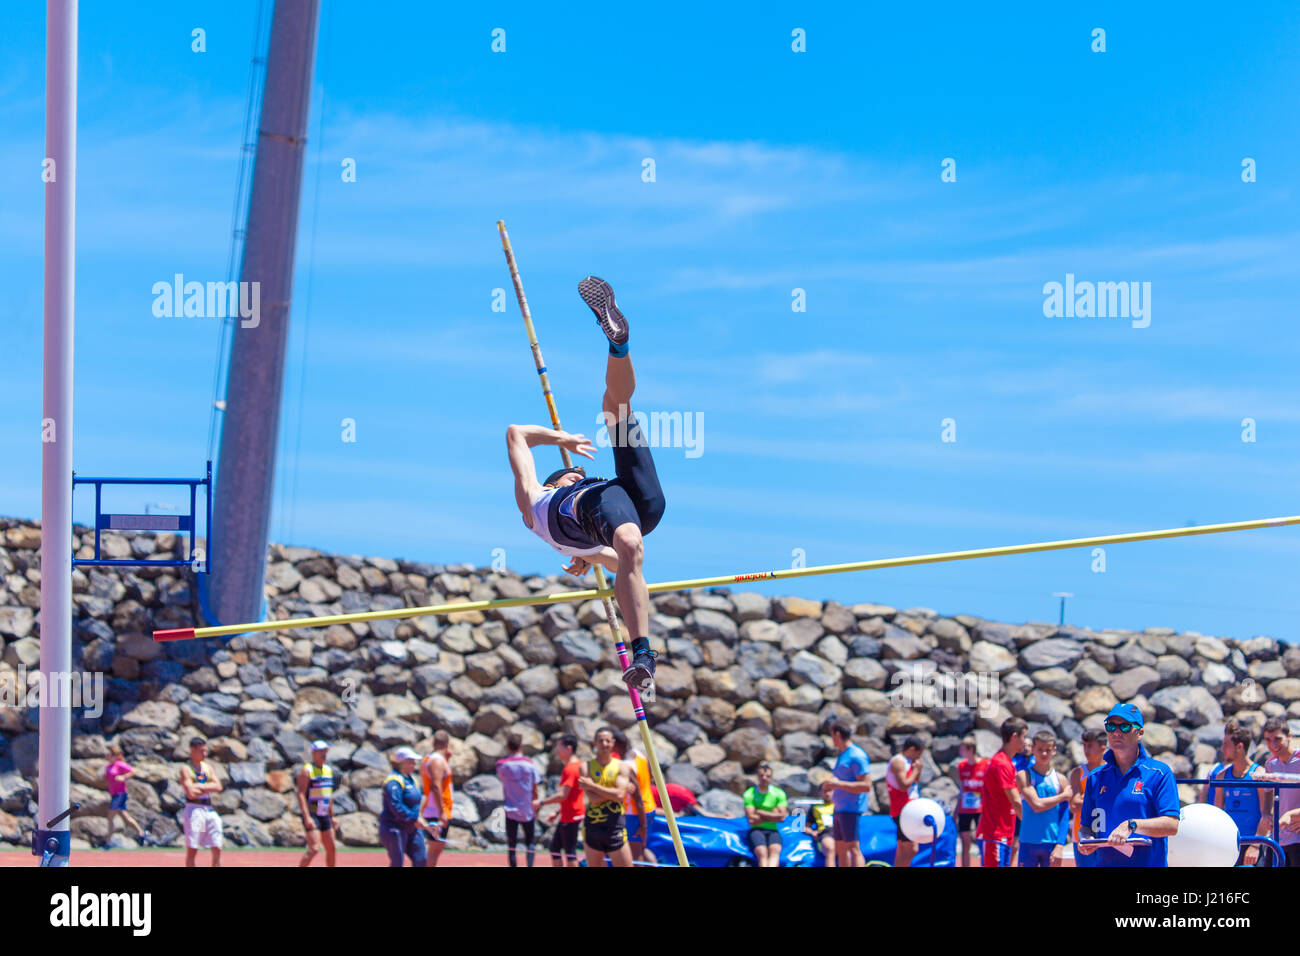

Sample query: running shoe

[578,276,629,346]
[622,647,657,699]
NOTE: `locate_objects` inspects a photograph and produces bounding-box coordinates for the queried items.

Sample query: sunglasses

[1104,721,1137,734]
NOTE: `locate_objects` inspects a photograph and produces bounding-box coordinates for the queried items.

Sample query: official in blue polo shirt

[1078,703,1180,867]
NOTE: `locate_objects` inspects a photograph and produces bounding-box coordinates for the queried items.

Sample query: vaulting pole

[156,513,1300,643]
[495,221,689,867]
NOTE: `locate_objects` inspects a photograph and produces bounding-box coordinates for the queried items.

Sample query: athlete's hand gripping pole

[498,220,690,868]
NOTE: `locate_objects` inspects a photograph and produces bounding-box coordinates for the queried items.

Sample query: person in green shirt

[743,763,789,867]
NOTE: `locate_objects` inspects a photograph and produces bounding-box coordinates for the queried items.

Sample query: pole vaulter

[495,221,689,866]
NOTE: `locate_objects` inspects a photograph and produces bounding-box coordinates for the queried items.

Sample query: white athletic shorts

[182,803,224,849]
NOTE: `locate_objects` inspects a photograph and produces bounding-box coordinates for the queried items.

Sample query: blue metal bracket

[33,803,79,867]
[72,460,212,573]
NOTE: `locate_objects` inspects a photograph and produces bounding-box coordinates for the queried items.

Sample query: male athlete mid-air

[506,277,664,696]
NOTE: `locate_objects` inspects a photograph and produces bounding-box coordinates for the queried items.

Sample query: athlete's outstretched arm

[506,425,543,517]
[506,425,596,517]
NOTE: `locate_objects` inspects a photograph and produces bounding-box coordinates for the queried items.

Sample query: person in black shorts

[536,734,583,867]
[507,277,665,696]
[579,726,635,867]
[296,739,339,867]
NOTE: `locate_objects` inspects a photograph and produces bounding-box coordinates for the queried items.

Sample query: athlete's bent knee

[612,524,643,562]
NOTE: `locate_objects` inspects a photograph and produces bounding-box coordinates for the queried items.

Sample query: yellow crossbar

[155,513,1300,642]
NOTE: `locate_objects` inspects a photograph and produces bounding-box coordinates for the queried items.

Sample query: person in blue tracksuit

[379,746,430,867]
[1078,704,1180,867]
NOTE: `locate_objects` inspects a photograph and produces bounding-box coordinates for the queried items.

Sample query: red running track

[0,849,514,867]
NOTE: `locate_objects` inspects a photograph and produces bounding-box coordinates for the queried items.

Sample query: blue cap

[1105,703,1144,727]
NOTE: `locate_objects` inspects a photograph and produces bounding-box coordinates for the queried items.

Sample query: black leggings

[505,818,535,849]
[578,414,666,546]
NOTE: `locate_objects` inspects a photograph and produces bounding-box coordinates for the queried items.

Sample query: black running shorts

[584,817,627,854]
[577,414,665,547]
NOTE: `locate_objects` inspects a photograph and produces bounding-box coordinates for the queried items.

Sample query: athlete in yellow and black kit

[579,726,635,867]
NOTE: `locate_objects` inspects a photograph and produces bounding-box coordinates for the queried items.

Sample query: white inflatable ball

[900,798,946,844]
[1168,802,1238,868]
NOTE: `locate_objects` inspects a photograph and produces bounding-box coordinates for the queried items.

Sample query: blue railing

[71,461,212,572]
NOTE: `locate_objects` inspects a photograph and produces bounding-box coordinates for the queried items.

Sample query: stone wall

[1,517,1298,850]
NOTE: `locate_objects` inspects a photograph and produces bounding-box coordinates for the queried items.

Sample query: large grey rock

[553,630,603,668]
[658,718,704,750]
[227,761,268,787]
[683,698,736,737]
[481,679,525,710]
[118,700,181,731]
[242,788,289,822]
[421,696,472,736]
[789,651,840,689]
[779,618,826,653]
[1111,666,1161,701]
[180,701,236,737]
[728,593,769,621]
[540,605,579,638]
[780,731,825,766]
[880,626,929,660]
[928,618,971,653]
[3,637,40,669]
[1195,637,1231,663]
[0,607,35,640]
[684,609,737,642]
[772,707,819,735]
[815,635,849,668]
[1073,685,1118,717]
[969,641,1017,674]
[515,666,560,697]
[697,788,744,817]
[973,623,1017,648]
[1155,656,1192,686]
[1030,668,1076,697]
[1116,642,1159,670]
[1268,678,1300,703]
[665,762,708,794]
[1150,686,1223,728]
[1024,690,1073,726]
[719,728,778,768]
[1200,663,1236,695]
[462,774,504,815]
[737,642,788,681]
[1019,639,1084,671]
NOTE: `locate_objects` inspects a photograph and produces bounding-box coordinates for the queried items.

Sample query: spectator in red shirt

[535,733,584,867]
[664,782,698,815]
[976,718,1027,867]
[954,735,988,868]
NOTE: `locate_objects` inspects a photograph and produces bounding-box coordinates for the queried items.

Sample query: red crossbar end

[153,627,197,643]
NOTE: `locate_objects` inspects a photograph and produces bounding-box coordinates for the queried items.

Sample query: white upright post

[38,0,76,866]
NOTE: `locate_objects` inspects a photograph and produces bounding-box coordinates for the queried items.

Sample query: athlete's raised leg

[580,277,658,694]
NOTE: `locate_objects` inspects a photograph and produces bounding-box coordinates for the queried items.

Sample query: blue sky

[3,3,1300,640]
